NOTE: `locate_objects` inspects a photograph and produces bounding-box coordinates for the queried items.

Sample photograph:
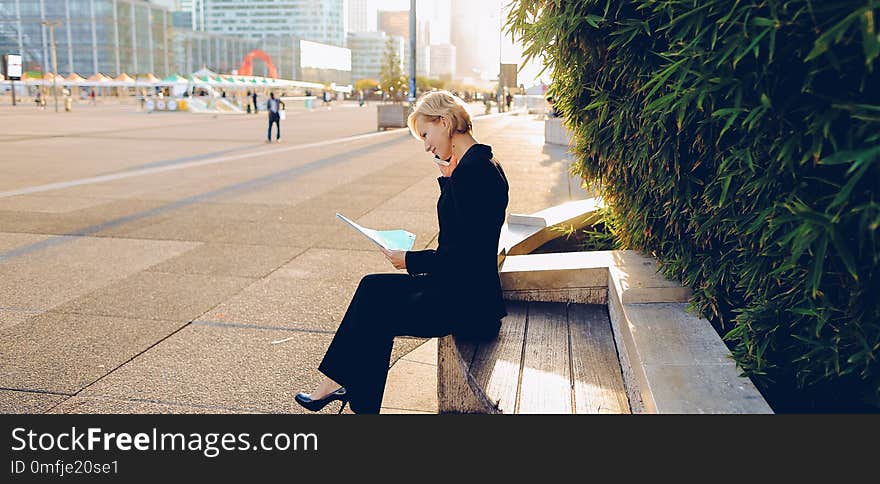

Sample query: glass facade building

[201,0,344,47]
[0,0,172,76]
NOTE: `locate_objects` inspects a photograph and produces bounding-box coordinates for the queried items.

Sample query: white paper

[335,213,416,251]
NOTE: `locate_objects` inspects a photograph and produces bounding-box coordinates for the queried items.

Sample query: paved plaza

[0,99,584,414]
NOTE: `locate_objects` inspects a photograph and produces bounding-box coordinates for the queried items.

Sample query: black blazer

[406,143,509,327]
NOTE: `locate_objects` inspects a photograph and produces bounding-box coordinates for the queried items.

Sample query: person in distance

[295,90,509,414]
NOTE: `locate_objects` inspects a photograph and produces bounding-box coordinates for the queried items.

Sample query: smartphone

[434,154,451,166]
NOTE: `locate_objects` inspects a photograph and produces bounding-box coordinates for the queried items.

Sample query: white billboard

[6,54,22,79]
[300,40,351,72]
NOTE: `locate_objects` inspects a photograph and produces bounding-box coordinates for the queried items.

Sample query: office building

[347,30,402,81]
[428,43,454,80]
[0,0,173,77]
[201,0,345,47]
[346,0,375,34]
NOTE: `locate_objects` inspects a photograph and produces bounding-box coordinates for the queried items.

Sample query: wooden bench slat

[568,304,631,414]
[518,302,572,414]
[468,300,528,414]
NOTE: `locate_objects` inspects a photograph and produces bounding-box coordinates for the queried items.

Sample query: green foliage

[354,78,379,92]
[549,205,621,252]
[508,0,880,409]
[379,38,408,102]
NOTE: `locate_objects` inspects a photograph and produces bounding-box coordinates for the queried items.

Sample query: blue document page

[335,213,416,251]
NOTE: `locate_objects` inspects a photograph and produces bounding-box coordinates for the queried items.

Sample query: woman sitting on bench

[295,90,510,414]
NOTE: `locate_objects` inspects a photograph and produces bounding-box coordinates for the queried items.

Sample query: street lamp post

[408,0,416,102]
[42,20,62,113]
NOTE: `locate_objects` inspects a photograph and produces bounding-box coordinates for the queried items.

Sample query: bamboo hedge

[508,0,880,410]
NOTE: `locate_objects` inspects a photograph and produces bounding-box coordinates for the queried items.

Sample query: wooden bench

[438,201,774,414]
[439,300,630,413]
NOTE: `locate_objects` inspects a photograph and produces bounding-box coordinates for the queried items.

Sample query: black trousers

[318,273,498,414]
[267,113,280,140]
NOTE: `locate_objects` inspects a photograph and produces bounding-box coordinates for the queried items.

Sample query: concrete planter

[377,103,409,130]
[544,117,572,146]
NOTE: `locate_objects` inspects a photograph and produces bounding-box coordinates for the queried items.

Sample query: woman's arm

[405,163,504,276]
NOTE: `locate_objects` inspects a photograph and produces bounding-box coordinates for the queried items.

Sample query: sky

[375,0,549,86]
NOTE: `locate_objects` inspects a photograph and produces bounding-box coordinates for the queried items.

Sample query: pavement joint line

[0,387,75,397]
[380,406,436,413]
[48,394,271,414]
[0,134,412,263]
[398,359,437,368]
[0,129,412,200]
[191,320,337,335]
[0,306,45,313]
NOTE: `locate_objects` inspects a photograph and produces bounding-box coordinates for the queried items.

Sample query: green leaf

[861,10,879,67]
[585,14,605,28]
[808,235,828,298]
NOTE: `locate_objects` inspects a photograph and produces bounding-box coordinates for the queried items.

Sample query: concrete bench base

[544,117,572,146]
[439,250,773,414]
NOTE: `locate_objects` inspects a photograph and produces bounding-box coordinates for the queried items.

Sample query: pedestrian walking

[252,91,258,114]
[295,90,509,414]
[89,89,96,105]
[505,91,513,112]
[266,92,285,143]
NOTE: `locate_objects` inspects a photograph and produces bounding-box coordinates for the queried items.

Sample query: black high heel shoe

[294,387,348,414]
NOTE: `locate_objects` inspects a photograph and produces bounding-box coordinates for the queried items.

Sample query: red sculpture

[238,49,278,78]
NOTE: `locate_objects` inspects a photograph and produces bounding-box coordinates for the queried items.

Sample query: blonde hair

[407,90,473,140]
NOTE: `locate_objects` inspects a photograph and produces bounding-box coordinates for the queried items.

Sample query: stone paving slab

[0,232,50,252]
[0,236,199,311]
[0,195,109,213]
[212,221,338,247]
[119,214,243,242]
[201,273,361,331]
[145,243,307,278]
[48,396,247,414]
[275,248,392,281]
[0,210,105,235]
[0,312,184,394]
[375,178,443,213]
[0,309,41,331]
[171,202,288,223]
[51,271,255,322]
[0,390,68,414]
[76,324,424,414]
[267,198,375,226]
[380,359,438,413]
[399,337,438,366]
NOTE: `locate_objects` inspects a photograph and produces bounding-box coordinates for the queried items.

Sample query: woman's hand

[438,161,454,178]
[381,248,407,270]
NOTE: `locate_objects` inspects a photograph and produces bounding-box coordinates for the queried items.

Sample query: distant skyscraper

[348,31,403,81]
[347,0,376,34]
[377,10,408,39]
[377,10,429,76]
[428,43,455,80]
[202,0,345,46]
